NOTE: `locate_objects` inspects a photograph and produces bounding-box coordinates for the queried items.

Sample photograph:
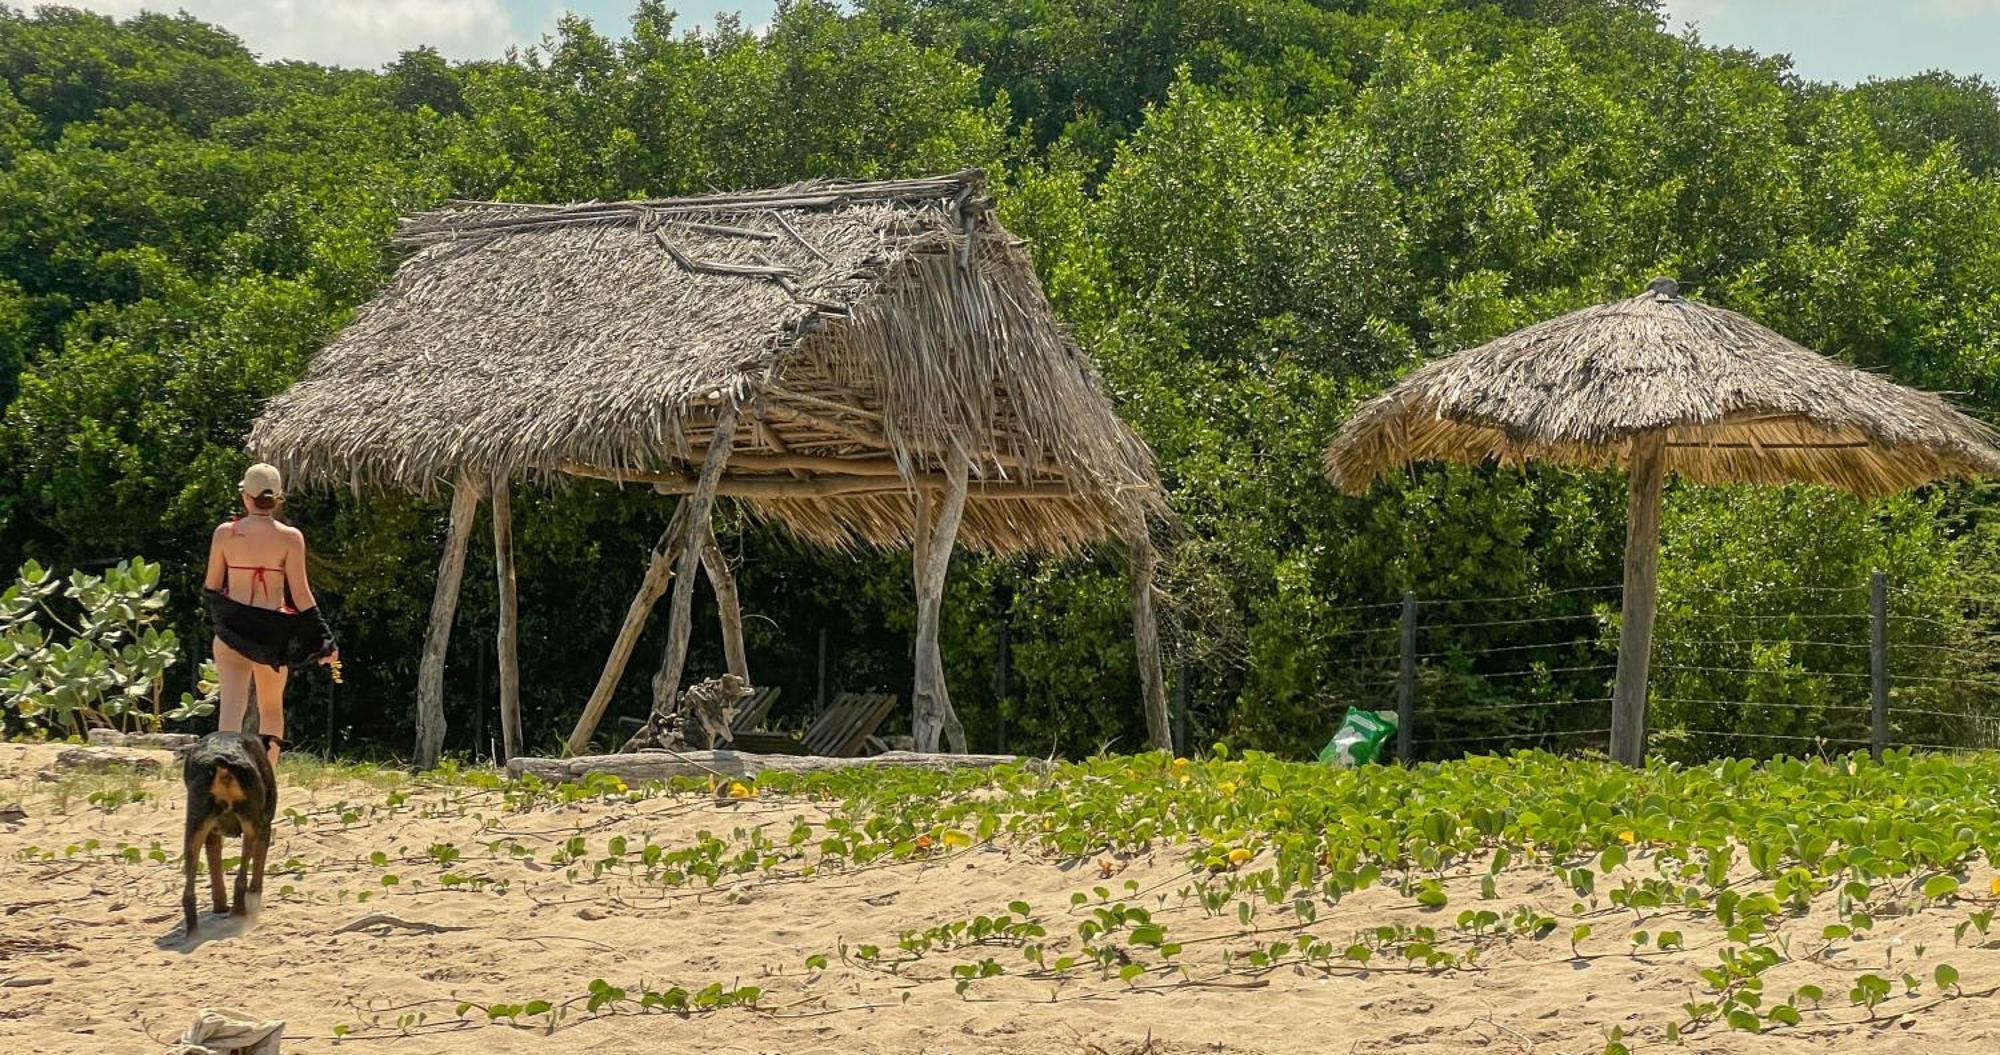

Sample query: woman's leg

[249,662,288,765]
[213,637,253,733]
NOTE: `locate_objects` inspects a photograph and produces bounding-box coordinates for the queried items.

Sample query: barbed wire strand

[1655,697,1872,715]
[1430,727,1612,746]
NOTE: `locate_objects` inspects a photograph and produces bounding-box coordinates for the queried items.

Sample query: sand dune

[2,741,1996,1054]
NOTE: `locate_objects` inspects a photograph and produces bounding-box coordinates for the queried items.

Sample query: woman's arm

[284,527,318,612]
[285,528,339,665]
[203,524,227,592]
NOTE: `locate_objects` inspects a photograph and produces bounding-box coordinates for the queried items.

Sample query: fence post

[1398,591,1417,764]
[1174,664,1190,757]
[1870,570,1888,762]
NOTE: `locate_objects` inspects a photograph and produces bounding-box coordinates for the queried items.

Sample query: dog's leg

[206,830,227,916]
[247,824,268,911]
[232,831,252,917]
[182,816,206,935]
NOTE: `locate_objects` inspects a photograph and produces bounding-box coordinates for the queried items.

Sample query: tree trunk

[1128,514,1171,752]
[492,478,521,763]
[650,404,740,714]
[415,477,483,770]
[563,503,689,755]
[699,525,749,682]
[1610,431,1666,768]
[911,451,970,753]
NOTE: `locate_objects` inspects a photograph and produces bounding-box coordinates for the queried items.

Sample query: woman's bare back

[205,515,314,612]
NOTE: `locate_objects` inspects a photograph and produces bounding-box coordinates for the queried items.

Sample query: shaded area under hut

[250,171,1171,768]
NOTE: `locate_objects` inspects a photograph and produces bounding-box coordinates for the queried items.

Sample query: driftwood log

[87,729,199,751]
[507,749,1040,784]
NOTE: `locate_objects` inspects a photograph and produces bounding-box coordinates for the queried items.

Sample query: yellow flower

[1217,781,1238,797]
[1172,757,1191,768]
[611,779,629,794]
[1227,847,1254,865]
[1618,831,1636,845]
[726,781,752,798]
[1989,876,2000,896]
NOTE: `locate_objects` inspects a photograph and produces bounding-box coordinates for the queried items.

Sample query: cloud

[62,1,541,69]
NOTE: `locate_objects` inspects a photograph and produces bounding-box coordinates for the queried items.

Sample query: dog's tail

[206,759,261,807]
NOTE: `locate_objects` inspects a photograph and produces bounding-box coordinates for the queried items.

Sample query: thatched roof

[1326,279,2000,498]
[249,171,1164,553]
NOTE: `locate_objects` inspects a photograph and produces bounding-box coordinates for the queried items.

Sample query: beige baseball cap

[238,462,284,498]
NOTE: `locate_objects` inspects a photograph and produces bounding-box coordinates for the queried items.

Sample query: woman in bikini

[202,463,338,765]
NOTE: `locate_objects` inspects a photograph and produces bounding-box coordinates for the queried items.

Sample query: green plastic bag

[1317,708,1397,767]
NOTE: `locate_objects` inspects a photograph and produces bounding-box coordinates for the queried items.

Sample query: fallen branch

[332,913,472,936]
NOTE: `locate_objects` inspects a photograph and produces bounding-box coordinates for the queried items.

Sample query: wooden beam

[650,403,740,716]
[1610,431,1666,767]
[562,503,689,756]
[1128,512,1171,752]
[1666,440,1871,450]
[492,478,521,763]
[649,476,1077,500]
[699,524,749,682]
[911,450,970,753]
[415,476,483,770]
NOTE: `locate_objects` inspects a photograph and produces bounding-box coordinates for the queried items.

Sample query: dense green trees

[3,1,1998,761]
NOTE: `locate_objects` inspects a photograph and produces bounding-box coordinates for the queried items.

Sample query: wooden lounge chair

[731,692,898,757]
[730,685,781,733]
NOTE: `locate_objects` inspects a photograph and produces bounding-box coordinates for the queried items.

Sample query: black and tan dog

[181,731,277,935]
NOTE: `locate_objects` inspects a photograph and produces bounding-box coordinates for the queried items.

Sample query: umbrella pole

[1610,432,1667,766]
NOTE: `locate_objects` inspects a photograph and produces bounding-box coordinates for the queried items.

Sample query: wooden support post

[415,476,483,770]
[699,525,749,682]
[492,478,522,763]
[1871,570,1888,762]
[650,404,741,715]
[994,582,1012,756]
[1129,514,1171,752]
[816,626,829,716]
[911,450,970,753]
[1174,664,1190,757]
[1610,431,1667,768]
[1398,590,1417,764]
[563,503,689,755]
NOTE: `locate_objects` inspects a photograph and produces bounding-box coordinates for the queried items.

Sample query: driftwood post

[650,404,741,715]
[415,476,484,769]
[911,451,970,753]
[699,525,749,681]
[1128,514,1170,751]
[563,503,689,755]
[491,478,521,762]
[1610,431,1667,767]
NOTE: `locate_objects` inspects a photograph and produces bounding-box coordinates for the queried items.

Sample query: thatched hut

[250,171,1171,767]
[1325,278,2000,764]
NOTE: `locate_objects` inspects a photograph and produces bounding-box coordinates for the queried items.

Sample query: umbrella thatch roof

[249,171,1163,554]
[1326,280,2000,498]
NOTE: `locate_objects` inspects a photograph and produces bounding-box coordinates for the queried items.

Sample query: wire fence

[1304,573,2000,762]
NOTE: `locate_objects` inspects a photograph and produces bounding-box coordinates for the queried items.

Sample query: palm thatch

[249,171,1163,554]
[1326,279,2000,498]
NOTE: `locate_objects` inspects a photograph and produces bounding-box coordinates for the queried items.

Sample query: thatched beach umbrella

[1324,278,2000,765]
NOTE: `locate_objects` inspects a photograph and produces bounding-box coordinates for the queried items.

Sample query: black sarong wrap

[204,589,336,671]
